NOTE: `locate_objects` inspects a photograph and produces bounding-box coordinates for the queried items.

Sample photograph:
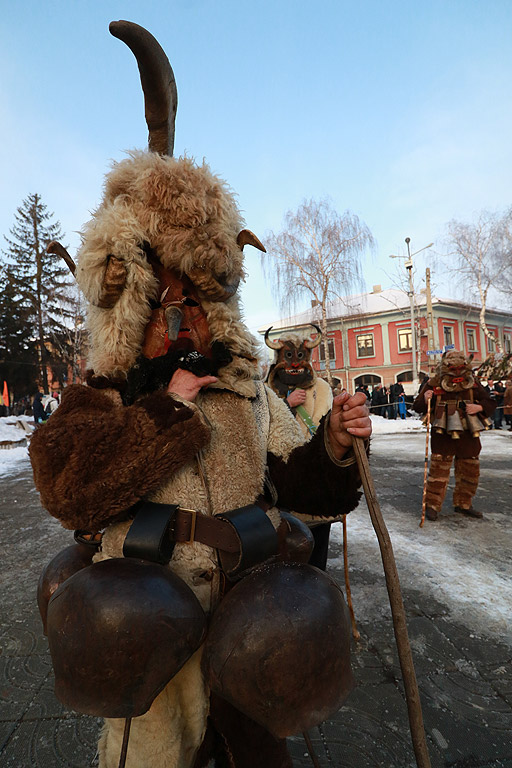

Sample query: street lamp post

[390,238,434,394]
[404,238,419,392]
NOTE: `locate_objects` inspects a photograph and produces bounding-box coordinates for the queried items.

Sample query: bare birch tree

[261,198,374,385]
[445,208,512,352]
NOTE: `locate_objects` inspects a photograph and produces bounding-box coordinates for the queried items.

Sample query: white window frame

[467,328,477,352]
[318,338,335,363]
[356,332,375,359]
[504,333,511,353]
[397,327,412,352]
[443,326,454,347]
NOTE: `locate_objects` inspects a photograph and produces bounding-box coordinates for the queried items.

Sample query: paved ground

[1,430,511,767]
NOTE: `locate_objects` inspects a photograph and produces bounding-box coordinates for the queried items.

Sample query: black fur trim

[122,341,232,405]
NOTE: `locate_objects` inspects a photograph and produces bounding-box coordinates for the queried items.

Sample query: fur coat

[30,370,362,768]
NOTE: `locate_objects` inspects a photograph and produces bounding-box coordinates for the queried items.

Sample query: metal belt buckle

[180,507,198,544]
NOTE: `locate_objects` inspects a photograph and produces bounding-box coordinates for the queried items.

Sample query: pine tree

[0,266,38,399]
[2,193,73,393]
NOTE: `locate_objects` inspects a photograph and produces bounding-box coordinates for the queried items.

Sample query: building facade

[261,287,512,395]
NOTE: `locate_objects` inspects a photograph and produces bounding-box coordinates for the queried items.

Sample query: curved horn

[46,241,76,276]
[96,255,128,309]
[237,230,266,253]
[264,327,284,351]
[304,323,322,349]
[109,20,178,156]
[186,268,240,302]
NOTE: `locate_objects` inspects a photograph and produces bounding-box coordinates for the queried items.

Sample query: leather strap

[172,508,240,553]
[123,501,241,564]
[123,502,179,564]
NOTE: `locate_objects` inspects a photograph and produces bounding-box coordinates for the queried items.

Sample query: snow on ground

[0,416,33,443]
[0,445,30,477]
[0,416,32,476]
[331,429,512,646]
[370,413,425,434]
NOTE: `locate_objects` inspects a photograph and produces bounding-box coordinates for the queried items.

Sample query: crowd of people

[483,378,512,430]
[355,381,409,420]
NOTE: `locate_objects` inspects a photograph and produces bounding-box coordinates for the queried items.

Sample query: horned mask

[430,350,475,392]
[265,325,322,396]
[49,21,265,384]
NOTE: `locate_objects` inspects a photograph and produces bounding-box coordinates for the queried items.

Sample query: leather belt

[122,501,243,564]
[171,507,240,553]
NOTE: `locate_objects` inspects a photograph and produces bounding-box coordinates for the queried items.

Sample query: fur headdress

[429,349,474,392]
[77,151,260,379]
[51,22,265,395]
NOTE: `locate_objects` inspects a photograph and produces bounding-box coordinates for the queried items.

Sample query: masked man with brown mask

[265,326,338,569]
[414,350,495,521]
[29,22,371,768]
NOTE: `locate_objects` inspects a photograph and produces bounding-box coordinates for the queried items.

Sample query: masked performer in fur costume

[413,349,495,521]
[29,22,371,768]
[265,326,335,569]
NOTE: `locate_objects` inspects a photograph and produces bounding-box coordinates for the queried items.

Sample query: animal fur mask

[265,326,322,397]
[429,350,474,392]
[77,151,262,378]
[60,21,266,386]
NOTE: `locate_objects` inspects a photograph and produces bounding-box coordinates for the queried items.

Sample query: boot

[454,506,483,519]
[426,507,438,521]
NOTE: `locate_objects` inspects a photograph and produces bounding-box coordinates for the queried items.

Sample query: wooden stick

[118,718,132,768]
[420,398,431,528]
[352,437,431,768]
[302,730,322,768]
[342,514,360,641]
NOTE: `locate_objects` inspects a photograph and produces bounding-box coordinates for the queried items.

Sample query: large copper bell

[37,544,95,635]
[432,404,447,434]
[446,407,464,439]
[46,558,206,718]
[465,413,483,437]
[202,562,354,738]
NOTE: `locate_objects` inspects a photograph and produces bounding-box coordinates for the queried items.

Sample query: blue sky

[1,0,512,333]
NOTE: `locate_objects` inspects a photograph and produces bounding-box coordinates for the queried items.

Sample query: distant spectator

[44,392,60,418]
[390,381,405,418]
[380,386,396,419]
[371,384,383,416]
[397,393,407,419]
[490,381,505,429]
[32,392,46,424]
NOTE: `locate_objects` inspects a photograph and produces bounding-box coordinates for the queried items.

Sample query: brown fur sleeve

[267,416,364,518]
[29,385,210,532]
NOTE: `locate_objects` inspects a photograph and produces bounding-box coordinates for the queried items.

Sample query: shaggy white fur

[95,381,306,768]
[76,152,260,377]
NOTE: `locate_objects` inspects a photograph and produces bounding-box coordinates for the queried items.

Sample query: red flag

[2,381,9,407]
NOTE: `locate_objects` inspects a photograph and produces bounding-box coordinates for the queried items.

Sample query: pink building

[260,287,512,395]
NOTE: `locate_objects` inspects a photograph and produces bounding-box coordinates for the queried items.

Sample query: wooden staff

[420,398,432,528]
[342,514,360,641]
[352,437,431,768]
[118,718,132,768]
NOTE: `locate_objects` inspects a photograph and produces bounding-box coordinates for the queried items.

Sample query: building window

[504,334,511,353]
[443,326,453,346]
[356,333,375,358]
[398,328,412,352]
[319,339,335,363]
[487,335,495,353]
[467,328,477,352]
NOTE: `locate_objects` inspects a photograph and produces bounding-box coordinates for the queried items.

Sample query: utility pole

[390,239,434,395]
[404,238,419,393]
[425,268,435,375]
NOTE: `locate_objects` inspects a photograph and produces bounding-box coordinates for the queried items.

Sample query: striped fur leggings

[425,454,480,513]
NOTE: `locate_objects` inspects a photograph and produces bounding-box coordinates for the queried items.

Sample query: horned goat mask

[265,325,322,394]
[49,21,265,380]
